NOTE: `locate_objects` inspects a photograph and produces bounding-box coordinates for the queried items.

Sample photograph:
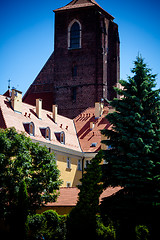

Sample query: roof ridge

[53,0,114,20]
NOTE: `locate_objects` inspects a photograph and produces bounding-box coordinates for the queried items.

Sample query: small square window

[67,182,71,188]
[91,142,97,147]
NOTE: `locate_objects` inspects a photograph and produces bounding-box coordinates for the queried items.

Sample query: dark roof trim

[53,2,114,20]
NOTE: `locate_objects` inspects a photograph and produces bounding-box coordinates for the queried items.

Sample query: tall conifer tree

[102,56,160,205]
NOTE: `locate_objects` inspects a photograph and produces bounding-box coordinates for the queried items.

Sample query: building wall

[54,7,119,118]
[23,4,120,119]
[34,140,84,188]
[55,152,82,187]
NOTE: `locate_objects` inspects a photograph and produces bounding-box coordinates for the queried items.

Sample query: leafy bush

[26,210,67,240]
[135,225,150,240]
[27,214,46,239]
[96,216,116,240]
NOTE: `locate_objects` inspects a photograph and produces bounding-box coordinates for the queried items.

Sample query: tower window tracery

[68,20,81,49]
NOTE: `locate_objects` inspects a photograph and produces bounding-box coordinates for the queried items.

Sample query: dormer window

[55,131,65,144]
[29,122,34,136]
[23,122,35,136]
[68,20,81,49]
[46,127,50,140]
[60,131,65,144]
[40,127,51,140]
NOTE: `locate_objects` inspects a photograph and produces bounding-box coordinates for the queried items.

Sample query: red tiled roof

[47,187,121,207]
[0,107,6,129]
[0,95,81,153]
[54,0,114,20]
[74,106,112,152]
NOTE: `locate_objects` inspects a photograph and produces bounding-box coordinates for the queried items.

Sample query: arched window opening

[46,127,50,140]
[69,20,81,49]
[60,131,65,144]
[29,122,34,136]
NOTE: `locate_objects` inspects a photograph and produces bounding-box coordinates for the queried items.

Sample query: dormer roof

[0,95,82,153]
[54,0,114,20]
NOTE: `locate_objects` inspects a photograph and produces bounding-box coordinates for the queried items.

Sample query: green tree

[101,56,160,239]
[27,210,67,240]
[67,151,103,240]
[0,128,62,237]
[16,180,29,239]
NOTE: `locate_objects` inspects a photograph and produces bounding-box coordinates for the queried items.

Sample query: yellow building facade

[0,91,97,188]
[34,139,96,187]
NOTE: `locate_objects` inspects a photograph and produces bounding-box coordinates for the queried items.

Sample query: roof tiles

[74,106,112,152]
[47,187,121,207]
[0,95,81,152]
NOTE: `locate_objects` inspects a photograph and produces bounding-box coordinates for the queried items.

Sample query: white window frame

[85,160,91,169]
[77,159,82,171]
[66,182,71,188]
[68,19,82,49]
[67,157,71,169]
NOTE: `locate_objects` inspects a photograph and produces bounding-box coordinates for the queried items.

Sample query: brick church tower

[23,0,120,119]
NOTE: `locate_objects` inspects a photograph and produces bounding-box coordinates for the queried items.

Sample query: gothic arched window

[68,20,81,49]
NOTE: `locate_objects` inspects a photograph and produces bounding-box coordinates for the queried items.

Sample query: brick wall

[23,5,120,119]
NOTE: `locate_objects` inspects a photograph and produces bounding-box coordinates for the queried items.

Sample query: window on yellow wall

[67,182,71,188]
[67,157,71,169]
[85,160,91,169]
[78,159,82,171]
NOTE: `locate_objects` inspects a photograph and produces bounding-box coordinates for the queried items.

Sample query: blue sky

[0,0,160,95]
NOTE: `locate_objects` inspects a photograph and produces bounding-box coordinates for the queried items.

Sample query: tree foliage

[101,56,160,239]
[102,56,160,204]
[27,210,67,240]
[67,151,103,240]
[0,127,62,218]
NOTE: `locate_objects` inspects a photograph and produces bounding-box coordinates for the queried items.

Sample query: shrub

[26,210,67,240]
[96,216,116,240]
[135,225,150,240]
[27,214,45,239]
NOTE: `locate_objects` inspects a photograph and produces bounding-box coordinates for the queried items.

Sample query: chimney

[95,102,104,119]
[11,88,22,114]
[36,99,42,119]
[52,105,58,123]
